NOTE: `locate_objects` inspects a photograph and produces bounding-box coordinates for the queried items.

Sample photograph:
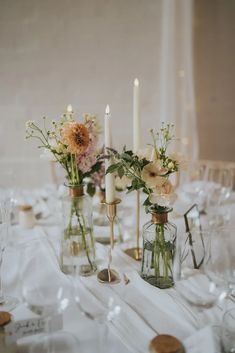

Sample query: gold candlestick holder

[97,198,121,284]
[124,190,142,261]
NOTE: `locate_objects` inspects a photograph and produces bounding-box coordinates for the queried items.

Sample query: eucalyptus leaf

[87,183,96,197]
[117,166,125,179]
[106,163,120,175]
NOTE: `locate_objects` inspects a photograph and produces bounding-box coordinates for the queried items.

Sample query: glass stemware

[217,228,235,295]
[20,242,79,353]
[180,161,208,213]
[173,229,229,326]
[71,268,121,352]
[205,166,234,227]
[0,199,19,311]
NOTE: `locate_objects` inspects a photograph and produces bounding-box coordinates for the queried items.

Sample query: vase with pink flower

[105,123,182,288]
[26,106,102,276]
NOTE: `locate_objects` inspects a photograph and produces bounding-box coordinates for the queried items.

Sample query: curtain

[158,0,199,160]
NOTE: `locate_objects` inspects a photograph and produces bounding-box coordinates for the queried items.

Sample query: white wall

[0,0,234,187]
[194,0,235,161]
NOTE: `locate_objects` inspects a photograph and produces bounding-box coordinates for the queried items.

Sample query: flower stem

[74,204,94,271]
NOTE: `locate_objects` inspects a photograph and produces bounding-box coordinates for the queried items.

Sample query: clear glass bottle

[141,209,177,289]
[61,186,96,276]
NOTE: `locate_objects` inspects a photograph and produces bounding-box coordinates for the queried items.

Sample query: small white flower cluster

[25,120,34,129]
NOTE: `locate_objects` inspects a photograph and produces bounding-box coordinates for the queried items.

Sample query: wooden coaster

[97,269,121,284]
[149,334,185,353]
[0,311,11,327]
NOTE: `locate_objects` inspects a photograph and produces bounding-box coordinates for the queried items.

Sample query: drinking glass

[181,161,208,212]
[72,270,121,352]
[222,308,235,353]
[0,170,19,225]
[20,242,79,353]
[206,166,233,227]
[217,228,235,294]
[0,199,19,311]
[173,229,229,325]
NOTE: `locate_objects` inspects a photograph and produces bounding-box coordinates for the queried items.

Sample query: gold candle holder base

[124,247,142,261]
[123,190,142,261]
[97,198,121,285]
[97,268,121,284]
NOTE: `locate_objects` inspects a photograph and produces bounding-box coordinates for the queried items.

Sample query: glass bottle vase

[141,209,177,289]
[60,186,96,276]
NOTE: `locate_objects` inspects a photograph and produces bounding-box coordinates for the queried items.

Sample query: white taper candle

[104,105,115,203]
[133,78,141,153]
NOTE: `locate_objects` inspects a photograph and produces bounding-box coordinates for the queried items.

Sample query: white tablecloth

[2,189,235,353]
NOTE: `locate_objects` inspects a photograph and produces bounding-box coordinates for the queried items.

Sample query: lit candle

[133,78,141,153]
[104,105,115,203]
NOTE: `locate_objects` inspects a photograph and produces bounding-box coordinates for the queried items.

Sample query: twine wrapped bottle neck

[151,212,168,224]
[69,185,84,197]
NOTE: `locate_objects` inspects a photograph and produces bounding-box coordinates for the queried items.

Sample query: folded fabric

[184,326,221,353]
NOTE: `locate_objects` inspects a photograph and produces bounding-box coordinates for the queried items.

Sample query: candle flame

[67,104,73,113]
[134,78,139,87]
[105,104,110,115]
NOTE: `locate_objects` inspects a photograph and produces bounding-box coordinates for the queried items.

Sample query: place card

[4,314,63,345]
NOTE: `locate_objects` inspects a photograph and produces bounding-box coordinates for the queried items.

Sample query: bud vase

[61,186,96,276]
[141,208,177,289]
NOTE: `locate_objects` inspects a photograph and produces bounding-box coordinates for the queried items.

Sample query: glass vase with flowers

[25,106,102,275]
[105,123,184,288]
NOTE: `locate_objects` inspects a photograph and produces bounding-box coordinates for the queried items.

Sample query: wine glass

[173,228,229,326]
[205,166,233,227]
[20,241,79,353]
[181,161,208,213]
[0,199,19,311]
[217,228,235,295]
[71,267,121,352]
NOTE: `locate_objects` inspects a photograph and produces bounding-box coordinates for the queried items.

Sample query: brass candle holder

[124,190,142,261]
[97,198,121,284]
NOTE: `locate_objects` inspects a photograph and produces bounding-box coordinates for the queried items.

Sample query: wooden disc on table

[149,335,185,353]
[97,269,120,284]
[0,312,11,327]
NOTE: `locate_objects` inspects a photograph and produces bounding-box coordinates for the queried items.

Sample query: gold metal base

[97,198,121,285]
[97,269,121,284]
[124,247,142,261]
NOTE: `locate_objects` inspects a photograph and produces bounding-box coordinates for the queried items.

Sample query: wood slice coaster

[0,312,11,327]
[149,334,185,353]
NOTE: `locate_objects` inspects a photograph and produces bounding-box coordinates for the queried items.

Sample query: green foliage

[102,123,180,212]
[86,182,96,197]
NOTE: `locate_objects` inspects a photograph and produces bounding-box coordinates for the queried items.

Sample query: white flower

[141,161,168,189]
[167,161,174,170]
[169,152,188,170]
[115,175,130,191]
[150,180,177,207]
[40,148,56,161]
[150,194,171,207]
[25,120,34,129]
